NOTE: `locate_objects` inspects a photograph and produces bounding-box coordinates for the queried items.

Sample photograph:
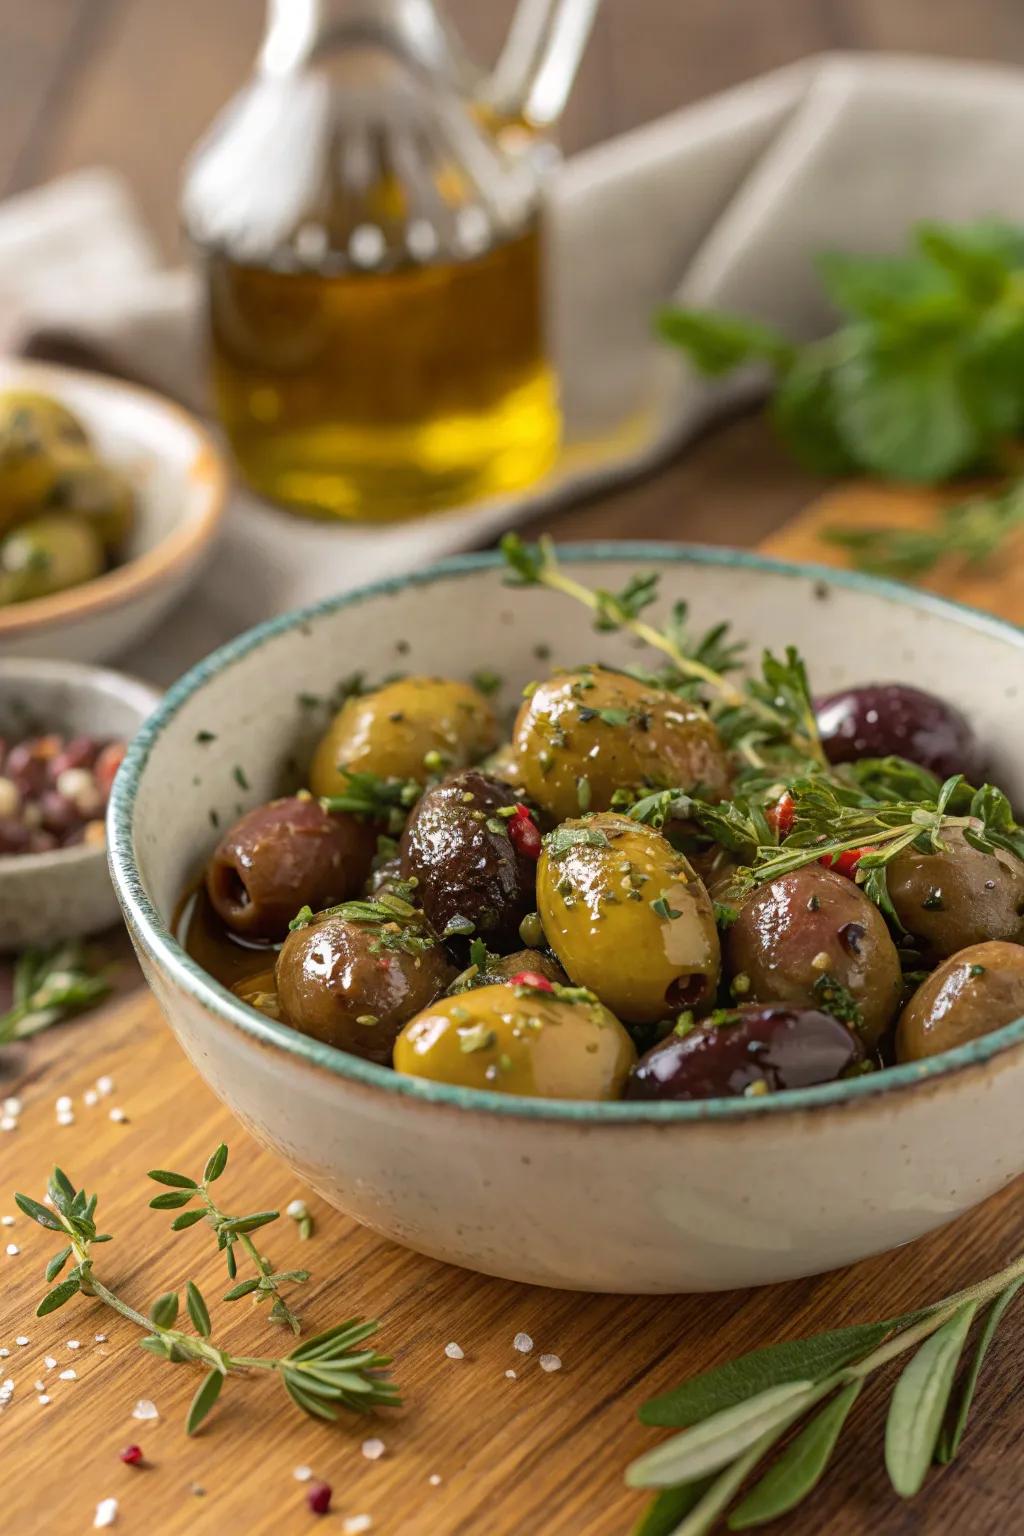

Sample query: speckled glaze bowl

[108,547,1024,1293]
[0,657,161,951]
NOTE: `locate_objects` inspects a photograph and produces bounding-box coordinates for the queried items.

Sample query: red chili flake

[508,971,553,992]
[766,791,794,838]
[119,1444,144,1465]
[820,846,877,879]
[307,1481,332,1515]
[507,804,541,860]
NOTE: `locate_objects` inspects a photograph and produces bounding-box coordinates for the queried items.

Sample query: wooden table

[4,4,1024,1533]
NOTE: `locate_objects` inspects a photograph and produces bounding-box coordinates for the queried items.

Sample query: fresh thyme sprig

[500,534,826,770]
[627,1252,1024,1532]
[148,1143,308,1334]
[15,1161,398,1435]
[0,941,111,1047]
[320,769,422,832]
[825,478,1024,582]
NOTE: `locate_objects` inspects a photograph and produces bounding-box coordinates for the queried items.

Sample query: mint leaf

[816,250,949,318]
[657,307,794,375]
[832,338,981,482]
[770,347,858,475]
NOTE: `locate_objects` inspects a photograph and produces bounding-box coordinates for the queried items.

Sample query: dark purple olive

[624,1003,863,1101]
[205,795,376,940]
[814,684,982,782]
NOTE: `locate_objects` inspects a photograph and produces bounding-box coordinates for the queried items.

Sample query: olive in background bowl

[108,546,1024,1293]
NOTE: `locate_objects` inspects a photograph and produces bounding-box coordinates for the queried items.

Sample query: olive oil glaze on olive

[180,660,1024,1102]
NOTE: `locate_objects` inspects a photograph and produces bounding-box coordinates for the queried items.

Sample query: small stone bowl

[0,658,161,952]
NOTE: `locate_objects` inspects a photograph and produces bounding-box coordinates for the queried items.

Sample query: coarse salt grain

[132,1398,159,1420]
[59,1368,77,1380]
[44,1355,57,1369]
[108,1107,127,1123]
[0,1216,13,1225]
[0,1117,17,1132]
[361,1437,385,1460]
[15,1336,28,1346]
[292,1466,313,1482]
[513,1332,533,1354]
[6,1244,19,1256]
[343,1518,372,1535]
[286,1198,308,1219]
[57,1111,74,1127]
[66,1339,80,1350]
[83,1088,99,1107]
[2,1097,20,1116]
[34,1379,45,1391]
[505,1369,517,1379]
[0,1349,8,1358]
[93,1497,118,1528]
[37,1394,50,1405]
[96,1075,114,1096]
[55,1095,72,1114]
[429,1474,442,1486]
[444,1342,464,1360]
[94,1334,107,1343]
[539,1354,562,1372]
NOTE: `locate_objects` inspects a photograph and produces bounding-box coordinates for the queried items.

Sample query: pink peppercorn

[508,971,554,992]
[120,1444,144,1465]
[507,804,541,860]
[307,1481,332,1515]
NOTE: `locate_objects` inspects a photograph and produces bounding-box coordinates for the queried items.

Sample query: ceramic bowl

[0,657,161,951]
[0,359,226,663]
[108,546,1024,1293]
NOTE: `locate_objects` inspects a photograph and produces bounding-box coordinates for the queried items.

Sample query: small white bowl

[0,657,161,951]
[0,359,227,664]
[109,547,1024,1293]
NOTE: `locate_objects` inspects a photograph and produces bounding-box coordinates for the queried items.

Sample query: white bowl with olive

[108,544,1024,1292]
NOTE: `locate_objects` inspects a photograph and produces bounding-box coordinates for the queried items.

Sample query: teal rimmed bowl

[108,545,1024,1292]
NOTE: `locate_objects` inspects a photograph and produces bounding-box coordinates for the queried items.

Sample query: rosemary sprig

[15,1161,398,1435]
[500,534,826,770]
[628,1251,1024,1532]
[148,1143,308,1334]
[0,941,112,1047]
[825,478,1024,581]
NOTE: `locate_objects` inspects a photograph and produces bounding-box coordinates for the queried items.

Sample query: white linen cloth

[3,52,1024,682]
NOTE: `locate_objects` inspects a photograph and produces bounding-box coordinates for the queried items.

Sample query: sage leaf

[44,1246,72,1282]
[936,1278,1024,1464]
[36,1276,81,1316]
[204,1143,228,1183]
[626,1381,815,1489]
[885,1302,977,1497]
[640,1321,892,1428]
[632,1483,714,1536]
[150,1290,180,1328]
[728,1380,862,1528]
[186,1368,223,1435]
[147,1169,197,1189]
[671,1427,788,1536]
[186,1280,211,1338]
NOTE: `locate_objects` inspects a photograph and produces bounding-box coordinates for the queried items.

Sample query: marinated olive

[815,683,982,781]
[309,676,498,796]
[475,949,567,985]
[48,459,135,554]
[0,392,89,527]
[897,940,1024,1061]
[725,864,902,1048]
[0,513,104,602]
[537,812,721,1022]
[231,968,283,1021]
[511,666,731,822]
[393,981,635,1098]
[886,827,1024,958]
[626,1003,863,1100]
[205,795,375,940]
[399,770,537,946]
[277,911,455,1063]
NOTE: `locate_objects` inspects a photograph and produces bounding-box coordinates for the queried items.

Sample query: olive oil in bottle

[205,219,559,520]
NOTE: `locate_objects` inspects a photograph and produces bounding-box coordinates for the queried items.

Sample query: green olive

[536,812,721,1022]
[309,676,498,796]
[897,940,1024,1062]
[887,827,1024,959]
[0,392,90,529]
[393,981,636,1098]
[48,459,135,554]
[0,512,104,603]
[511,666,730,822]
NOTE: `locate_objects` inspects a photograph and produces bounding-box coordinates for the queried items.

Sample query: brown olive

[475,949,567,986]
[725,864,902,1049]
[205,795,375,940]
[887,827,1024,959]
[626,1003,863,1100]
[276,911,455,1062]
[511,666,731,822]
[399,770,537,947]
[897,940,1024,1062]
[309,676,498,796]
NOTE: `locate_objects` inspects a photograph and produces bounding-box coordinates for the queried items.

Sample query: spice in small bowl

[0,733,125,856]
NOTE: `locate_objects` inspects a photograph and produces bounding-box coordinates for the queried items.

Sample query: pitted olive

[537,811,721,1022]
[511,666,731,822]
[393,980,635,1098]
[309,676,498,796]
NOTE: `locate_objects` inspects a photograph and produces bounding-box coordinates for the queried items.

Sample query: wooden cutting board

[2,487,1024,1536]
